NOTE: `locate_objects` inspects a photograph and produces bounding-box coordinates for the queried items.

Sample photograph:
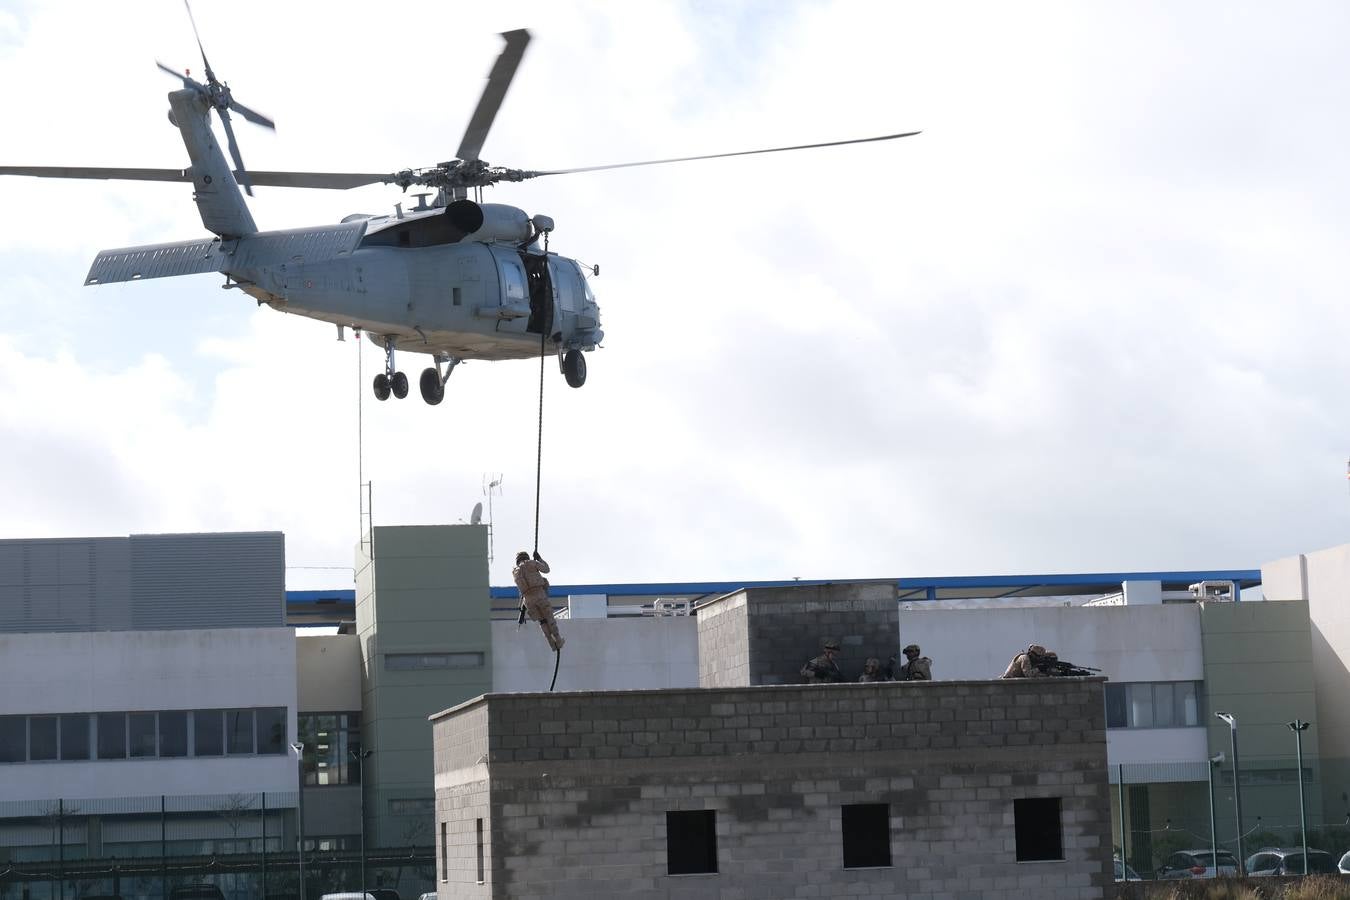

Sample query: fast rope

[530,231,561,692]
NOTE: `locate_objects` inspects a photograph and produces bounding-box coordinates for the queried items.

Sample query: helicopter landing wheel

[419,367,445,405]
[373,373,391,401]
[562,349,586,388]
[391,371,409,400]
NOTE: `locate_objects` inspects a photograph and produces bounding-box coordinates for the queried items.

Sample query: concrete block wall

[431,701,491,893]
[696,591,749,687]
[697,582,899,687]
[431,679,1112,899]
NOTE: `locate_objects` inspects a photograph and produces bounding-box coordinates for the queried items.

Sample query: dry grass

[1121,877,1350,900]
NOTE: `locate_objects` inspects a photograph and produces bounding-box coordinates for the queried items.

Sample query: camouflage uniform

[898,644,932,681]
[1001,644,1050,678]
[858,658,890,682]
[801,640,842,683]
[513,553,564,652]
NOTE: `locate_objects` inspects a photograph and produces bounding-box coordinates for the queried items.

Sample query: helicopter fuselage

[235,229,602,363]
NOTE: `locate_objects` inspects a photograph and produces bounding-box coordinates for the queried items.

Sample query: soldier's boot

[546,621,565,652]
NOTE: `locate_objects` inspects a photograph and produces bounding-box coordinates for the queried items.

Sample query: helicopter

[0,15,918,406]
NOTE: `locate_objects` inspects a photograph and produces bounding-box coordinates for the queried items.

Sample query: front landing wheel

[563,350,587,388]
[373,373,391,401]
[391,371,409,399]
[419,367,445,405]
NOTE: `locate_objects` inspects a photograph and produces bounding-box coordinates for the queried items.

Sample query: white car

[1155,849,1240,878]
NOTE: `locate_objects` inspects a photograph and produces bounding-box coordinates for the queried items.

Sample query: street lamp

[291,742,306,900]
[1288,720,1311,875]
[1207,752,1224,873]
[1215,713,1245,876]
[350,748,373,889]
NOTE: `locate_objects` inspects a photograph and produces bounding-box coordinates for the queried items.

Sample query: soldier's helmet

[1027,644,1048,656]
[903,644,921,656]
[823,639,841,651]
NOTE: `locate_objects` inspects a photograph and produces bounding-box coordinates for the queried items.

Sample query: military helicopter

[0,14,918,406]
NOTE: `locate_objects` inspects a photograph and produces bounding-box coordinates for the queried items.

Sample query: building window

[193,710,224,756]
[226,709,256,755]
[440,822,448,883]
[0,717,25,763]
[384,652,485,670]
[159,711,188,758]
[129,713,157,758]
[97,713,127,760]
[59,715,90,761]
[256,708,287,755]
[841,803,891,868]
[29,717,58,761]
[1014,798,1063,862]
[1104,681,1201,729]
[298,713,362,785]
[476,818,485,883]
[666,810,718,875]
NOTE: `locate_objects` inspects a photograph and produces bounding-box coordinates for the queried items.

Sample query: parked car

[1340,849,1350,874]
[1114,857,1142,881]
[1155,849,1240,879]
[321,892,401,900]
[1246,847,1337,876]
[169,887,226,900]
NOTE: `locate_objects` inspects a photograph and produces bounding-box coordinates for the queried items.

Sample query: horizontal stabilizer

[86,221,368,285]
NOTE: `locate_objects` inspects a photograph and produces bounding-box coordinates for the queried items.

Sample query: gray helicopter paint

[167,89,256,238]
[85,221,366,285]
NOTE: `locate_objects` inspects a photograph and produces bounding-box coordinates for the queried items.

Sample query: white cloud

[0,0,1348,593]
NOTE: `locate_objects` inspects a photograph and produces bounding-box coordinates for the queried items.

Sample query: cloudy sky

[0,0,1346,590]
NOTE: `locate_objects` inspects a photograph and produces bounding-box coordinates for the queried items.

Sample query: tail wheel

[419,367,445,405]
[563,349,587,388]
[372,373,391,401]
[391,371,409,399]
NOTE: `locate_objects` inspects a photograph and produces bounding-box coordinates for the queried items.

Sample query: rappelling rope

[531,232,561,691]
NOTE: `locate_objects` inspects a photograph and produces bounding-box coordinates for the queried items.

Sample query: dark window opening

[452,287,462,307]
[129,713,157,758]
[0,717,25,762]
[440,822,448,883]
[256,708,287,755]
[1103,683,1127,728]
[194,709,224,756]
[1014,797,1063,861]
[159,711,188,758]
[29,717,57,761]
[842,803,891,868]
[476,818,485,883]
[59,715,89,761]
[97,713,127,760]
[666,810,717,875]
[226,709,255,755]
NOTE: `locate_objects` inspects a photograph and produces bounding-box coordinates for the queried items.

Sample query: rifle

[1040,659,1101,677]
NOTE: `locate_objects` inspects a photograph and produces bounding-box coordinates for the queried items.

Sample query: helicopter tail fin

[168,88,258,239]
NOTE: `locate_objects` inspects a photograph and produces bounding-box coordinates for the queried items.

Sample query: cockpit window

[501,262,526,301]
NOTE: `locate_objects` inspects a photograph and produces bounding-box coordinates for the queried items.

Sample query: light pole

[291,742,306,900]
[1215,713,1245,876]
[350,748,373,889]
[1288,720,1311,875]
[1207,752,1224,873]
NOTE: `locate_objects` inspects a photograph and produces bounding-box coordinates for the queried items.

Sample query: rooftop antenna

[483,474,503,565]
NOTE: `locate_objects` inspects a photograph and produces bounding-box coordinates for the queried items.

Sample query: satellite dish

[470,502,483,525]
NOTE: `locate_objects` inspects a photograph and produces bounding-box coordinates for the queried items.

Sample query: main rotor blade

[217,108,253,196]
[183,0,216,83]
[0,165,391,190]
[156,60,195,89]
[0,165,192,183]
[455,29,531,163]
[527,131,921,178]
[229,98,275,131]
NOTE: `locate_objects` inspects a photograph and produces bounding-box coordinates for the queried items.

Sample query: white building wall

[491,616,698,692]
[0,627,298,802]
[1280,543,1350,762]
[906,604,1207,765]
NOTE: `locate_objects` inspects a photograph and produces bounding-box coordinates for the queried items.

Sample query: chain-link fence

[1111,755,1350,879]
[0,792,433,900]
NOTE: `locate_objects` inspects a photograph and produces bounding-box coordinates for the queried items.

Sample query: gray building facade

[431,679,1113,899]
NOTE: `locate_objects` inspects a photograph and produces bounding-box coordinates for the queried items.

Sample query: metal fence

[1112,754,1350,878]
[0,792,433,900]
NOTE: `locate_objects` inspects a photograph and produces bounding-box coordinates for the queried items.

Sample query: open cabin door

[487,247,553,336]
